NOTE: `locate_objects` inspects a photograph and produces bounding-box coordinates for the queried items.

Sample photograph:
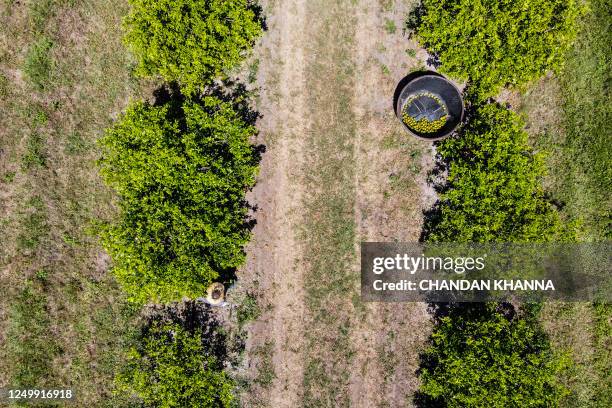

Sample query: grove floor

[238,1,434,406]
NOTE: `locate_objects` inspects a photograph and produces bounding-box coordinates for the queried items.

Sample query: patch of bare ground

[349,1,432,407]
[237,0,307,407]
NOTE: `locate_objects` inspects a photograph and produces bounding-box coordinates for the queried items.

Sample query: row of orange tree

[98,1,263,406]
[410,1,584,406]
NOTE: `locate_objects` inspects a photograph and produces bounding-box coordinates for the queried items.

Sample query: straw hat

[205,282,225,305]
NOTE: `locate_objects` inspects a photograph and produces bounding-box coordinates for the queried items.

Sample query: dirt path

[240,0,307,406]
[348,1,433,407]
[242,1,433,406]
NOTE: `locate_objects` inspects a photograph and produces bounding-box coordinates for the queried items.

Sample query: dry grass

[349,1,433,406]
[0,1,150,405]
[297,1,359,405]
[298,0,432,406]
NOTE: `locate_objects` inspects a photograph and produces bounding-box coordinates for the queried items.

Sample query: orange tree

[413,0,583,99]
[417,303,569,407]
[99,96,259,303]
[422,103,568,243]
[124,0,262,94]
[117,322,234,407]
[418,104,573,406]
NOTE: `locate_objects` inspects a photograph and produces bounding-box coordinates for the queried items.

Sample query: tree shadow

[206,79,264,128]
[426,54,442,69]
[405,2,425,36]
[144,301,229,363]
[250,1,268,32]
[153,81,183,106]
[405,4,442,70]
[152,80,264,129]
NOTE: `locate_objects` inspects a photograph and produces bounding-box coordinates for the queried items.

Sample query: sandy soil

[239,0,308,406]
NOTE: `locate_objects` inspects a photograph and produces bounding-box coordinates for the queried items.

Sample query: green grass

[64,131,89,155]
[16,196,48,251]
[252,340,276,388]
[384,18,396,34]
[523,4,612,404]
[28,0,56,33]
[236,292,261,328]
[3,171,16,183]
[541,302,612,408]
[0,71,8,97]
[591,303,611,406]
[376,330,399,383]
[21,131,47,170]
[558,0,611,239]
[6,281,61,388]
[301,1,357,405]
[526,0,611,241]
[247,58,260,84]
[22,36,54,91]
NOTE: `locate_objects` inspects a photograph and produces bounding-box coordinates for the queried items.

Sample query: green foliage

[252,340,276,387]
[28,0,55,32]
[384,18,397,34]
[17,196,48,251]
[0,72,9,97]
[2,171,16,183]
[64,131,89,155]
[419,303,569,407]
[6,282,61,388]
[236,292,260,327]
[247,58,260,84]
[424,103,567,243]
[414,0,583,99]
[419,105,572,406]
[123,0,262,94]
[99,96,259,303]
[413,2,584,406]
[591,302,612,406]
[116,322,234,407]
[23,37,54,91]
[21,131,47,170]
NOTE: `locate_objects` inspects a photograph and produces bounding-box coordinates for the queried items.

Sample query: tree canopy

[423,103,567,243]
[418,303,569,407]
[123,0,262,94]
[414,0,583,98]
[99,96,259,303]
[117,322,234,407]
